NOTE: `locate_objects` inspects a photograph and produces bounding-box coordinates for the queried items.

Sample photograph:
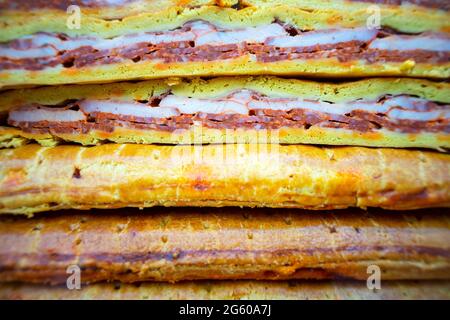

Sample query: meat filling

[0,21,448,71]
[6,90,450,135]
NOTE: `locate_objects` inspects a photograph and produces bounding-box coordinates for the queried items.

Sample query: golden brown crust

[1,280,449,300]
[0,207,449,284]
[0,144,449,214]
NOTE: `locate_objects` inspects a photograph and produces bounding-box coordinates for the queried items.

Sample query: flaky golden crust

[1,144,449,214]
[0,77,448,150]
[0,207,449,284]
[1,280,449,300]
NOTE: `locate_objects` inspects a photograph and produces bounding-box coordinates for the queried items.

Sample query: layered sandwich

[1,5,449,88]
[1,0,449,302]
[0,77,448,150]
[1,143,449,214]
[0,208,448,283]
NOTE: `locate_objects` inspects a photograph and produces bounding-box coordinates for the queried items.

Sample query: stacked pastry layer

[0,208,449,283]
[1,144,449,214]
[0,0,449,300]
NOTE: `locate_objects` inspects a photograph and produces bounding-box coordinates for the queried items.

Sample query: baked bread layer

[1,281,449,300]
[1,2,447,37]
[0,144,449,214]
[1,77,448,150]
[0,208,449,283]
